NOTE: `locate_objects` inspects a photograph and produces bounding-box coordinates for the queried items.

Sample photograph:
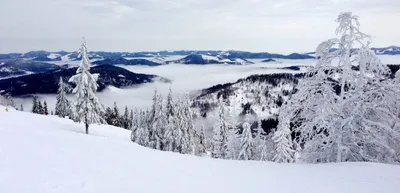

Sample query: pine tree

[164,88,176,152]
[135,109,150,146]
[38,101,43,114]
[148,89,167,150]
[227,128,240,160]
[20,104,24,111]
[180,93,196,154]
[104,107,113,125]
[122,106,130,129]
[69,38,105,134]
[43,101,48,115]
[129,109,134,130]
[111,102,122,127]
[31,96,38,113]
[55,77,71,118]
[195,124,207,156]
[253,119,264,160]
[238,116,254,160]
[273,119,294,163]
[211,99,229,159]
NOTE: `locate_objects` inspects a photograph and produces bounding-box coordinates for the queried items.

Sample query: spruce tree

[122,106,130,129]
[55,77,71,118]
[31,96,38,113]
[38,101,43,114]
[211,99,229,159]
[273,119,295,163]
[20,104,24,111]
[164,88,176,152]
[111,102,122,127]
[150,90,167,150]
[43,101,48,115]
[69,38,105,134]
[195,124,207,156]
[129,109,134,129]
[238,116,255,160]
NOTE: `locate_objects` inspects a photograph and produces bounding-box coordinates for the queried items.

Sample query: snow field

[0,107,400,193]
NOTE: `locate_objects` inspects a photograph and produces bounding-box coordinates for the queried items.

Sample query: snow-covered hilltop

[0,107,399,193]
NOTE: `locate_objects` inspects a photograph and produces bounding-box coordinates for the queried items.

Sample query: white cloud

[0,0,399,53]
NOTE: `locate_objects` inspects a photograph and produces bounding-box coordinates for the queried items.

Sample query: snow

[0,107,399,193]
[201,54,220,61]
[48,53,61,59]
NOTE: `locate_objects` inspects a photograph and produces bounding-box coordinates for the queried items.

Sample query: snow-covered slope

[1,107,400,193]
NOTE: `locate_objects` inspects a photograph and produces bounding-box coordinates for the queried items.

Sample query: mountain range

[0,65,157,96]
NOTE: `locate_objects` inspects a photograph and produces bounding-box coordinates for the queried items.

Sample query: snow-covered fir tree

[69,38,105,134]
[111,102,122,127]
[194,124,207,156]
[31,96,39,114]
[43,101,48,115]
[104,107,113,125]
[227,128,240,160]
[38,101,43,114]
[180,93,196,154]
[55,77,71,118]
[20,104,24,112]
[0,94,14,108]
[129,109,134,130]
[121,106,130,129]
[238,115,255,160]
[164,88,176,152]
[211,99,229,159]
[148,89,167,150]
[273,118,294,163]
[252,119,264,160]
[135,109,150,146]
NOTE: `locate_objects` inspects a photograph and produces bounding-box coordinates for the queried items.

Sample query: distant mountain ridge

[0,65,157,96]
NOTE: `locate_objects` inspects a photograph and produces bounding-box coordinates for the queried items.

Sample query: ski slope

[1,107,400,193]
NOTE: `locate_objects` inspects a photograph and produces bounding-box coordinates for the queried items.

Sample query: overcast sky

[0,0,399,53]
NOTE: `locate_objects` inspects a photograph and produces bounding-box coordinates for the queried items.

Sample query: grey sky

[0,0,399,53]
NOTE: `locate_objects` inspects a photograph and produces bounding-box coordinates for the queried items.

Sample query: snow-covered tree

[69,38,105,134]
[238,116,254,160]
[0,94,15,108]
[252,119,264,160]
[104,107,113,125]
[279,12,400,163]
[20,104,24,111]
[164,88,176,152]
[211,99,229,159]
[38,101,43,114]
[130,108,139,142]
[121,106,130,129]
[110,102,122,127]
[148,89,167,150]
[273,118,294,163]
[129,109,134,129]
[55,77,71,118]
[180,93,196,154]
[194,124,207,156]
[43,101,48,115]
[137,109,150,146]
[227,128,240,160]
[31,96,39,114]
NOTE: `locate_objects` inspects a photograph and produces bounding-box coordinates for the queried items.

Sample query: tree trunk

[85,123,89,134]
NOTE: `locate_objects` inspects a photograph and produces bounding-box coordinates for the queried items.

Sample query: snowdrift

[1,106,399,193]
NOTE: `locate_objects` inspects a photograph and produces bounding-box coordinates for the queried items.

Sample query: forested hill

[0,65,157,96]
